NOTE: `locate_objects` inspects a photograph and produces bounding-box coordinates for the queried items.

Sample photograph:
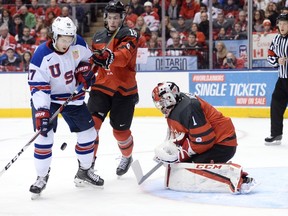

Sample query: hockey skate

[74,166,104,188]
[116,156,133,176]
[264,135,282,146]
[29,168,50,200]
[239,177,258,194]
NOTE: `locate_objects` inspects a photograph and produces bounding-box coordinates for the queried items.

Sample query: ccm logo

[195,164,223,169]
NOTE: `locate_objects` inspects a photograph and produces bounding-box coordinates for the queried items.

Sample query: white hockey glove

[154,140,179,164]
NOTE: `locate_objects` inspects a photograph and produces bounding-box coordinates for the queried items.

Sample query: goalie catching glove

[91,48,114,69]
[154,133,197,164]
[75,61,96,89]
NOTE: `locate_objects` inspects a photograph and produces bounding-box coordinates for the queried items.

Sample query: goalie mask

[51,16,77,51]
[152,82,180,117]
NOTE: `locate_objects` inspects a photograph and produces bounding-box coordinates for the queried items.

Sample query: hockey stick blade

[131,160,163,185]
[0,84,84,178]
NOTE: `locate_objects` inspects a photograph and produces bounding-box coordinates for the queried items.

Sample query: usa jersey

[28,35,92,110]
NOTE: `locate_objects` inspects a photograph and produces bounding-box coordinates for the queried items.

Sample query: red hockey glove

[35,108,51,137]
[75,61,96,89]
[91,48,114,69]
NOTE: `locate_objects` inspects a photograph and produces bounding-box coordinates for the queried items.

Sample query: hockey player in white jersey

[28,16,103,199]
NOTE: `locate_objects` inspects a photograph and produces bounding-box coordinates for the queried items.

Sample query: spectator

[21,50,32,72]
[9,14,24,40]
[34,16,46,36]
[254,0,268,11]
[198,11,209,39]
[0,24,17,61]
[229,22,247,40]
[8,0,23,17]
[125,3,138,28]
[193,3,208,24]
[45,0,62,23]
[28,0,45,20]
[222,52,245,69]
[20,5,36,29]
[253,9,265,32]
[222,0,239,18]
[166,31,185,56]
[264,2,279,28]
[17,26,36,55]
[158,15,176,41]
[131,0,145,16]
[147,37,162,56]
[174,15,189,40]
[213,11,234,37]
[35,26,48,45]
[134,16,151,48]
[61,6,71,18]
[45,11,56,27]
[215,27,230,40]
[179,0,200,20]
[190,22,206,45]
[141,1,160,32]
[213,41,228,69]
[0,46,22,72]
[184,32,205,68]
[167,0,180,21]
[235,10,248,32]
[152,0,162,21]
[261,19,277,36]
[0,9,13,28]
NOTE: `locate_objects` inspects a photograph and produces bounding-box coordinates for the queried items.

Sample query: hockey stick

[131,160,163,185]
[0,84,84,178]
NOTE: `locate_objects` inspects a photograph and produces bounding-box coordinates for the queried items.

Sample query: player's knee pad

[77,127,97,144]
[113,129,131,141]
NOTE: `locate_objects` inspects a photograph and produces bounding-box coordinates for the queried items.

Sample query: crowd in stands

[0,0,93,72]
[124,0,288,69]
[1,0,288,72]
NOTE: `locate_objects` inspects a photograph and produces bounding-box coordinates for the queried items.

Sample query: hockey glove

[75,61,96,89]
[35,108,51,137]
[91,48,114,69]
[154,140,179,164]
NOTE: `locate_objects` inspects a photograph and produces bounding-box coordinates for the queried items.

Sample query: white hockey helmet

[51,16,77,48]
[152,82,180,117]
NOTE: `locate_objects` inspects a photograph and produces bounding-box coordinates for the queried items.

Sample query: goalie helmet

[152,82,180,117]
[51,17,77,49]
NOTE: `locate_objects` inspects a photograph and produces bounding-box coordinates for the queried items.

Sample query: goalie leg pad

[165,163,243,193]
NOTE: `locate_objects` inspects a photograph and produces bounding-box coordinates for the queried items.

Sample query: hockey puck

[60,142,67,151]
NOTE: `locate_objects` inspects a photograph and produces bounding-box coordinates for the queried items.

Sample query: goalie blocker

[165,162,258,194]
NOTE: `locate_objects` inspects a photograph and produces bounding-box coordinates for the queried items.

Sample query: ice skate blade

[74,178,104,189]
[265,140,281,146]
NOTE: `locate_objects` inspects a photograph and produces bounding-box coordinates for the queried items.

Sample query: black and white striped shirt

[267,34,288,78]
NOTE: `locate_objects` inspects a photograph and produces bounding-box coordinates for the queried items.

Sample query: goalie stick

[0,84,84,178]
[131,160,163,185]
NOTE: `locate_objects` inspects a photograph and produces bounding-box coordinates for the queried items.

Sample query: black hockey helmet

[277,13,288,22]
[104,0,125,19]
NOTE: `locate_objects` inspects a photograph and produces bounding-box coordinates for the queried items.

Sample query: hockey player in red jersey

[152,82,258,193]
[88,0,139,176]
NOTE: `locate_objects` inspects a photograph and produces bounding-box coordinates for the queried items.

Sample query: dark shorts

[188,145,237,163]
[87,91,138,130]
[31,101,94,133]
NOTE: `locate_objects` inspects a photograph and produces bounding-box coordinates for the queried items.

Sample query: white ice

[0,117,287,216]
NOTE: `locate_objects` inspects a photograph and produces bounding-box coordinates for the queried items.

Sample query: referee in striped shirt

[265,13,288,145]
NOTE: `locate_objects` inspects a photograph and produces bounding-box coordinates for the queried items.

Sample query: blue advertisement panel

[136,56,197,72]
[189,71,278,107]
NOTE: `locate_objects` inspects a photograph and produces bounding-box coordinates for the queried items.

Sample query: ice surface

[0,117,287,216]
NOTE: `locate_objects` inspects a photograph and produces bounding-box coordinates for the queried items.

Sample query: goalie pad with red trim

[165,162,251,194]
